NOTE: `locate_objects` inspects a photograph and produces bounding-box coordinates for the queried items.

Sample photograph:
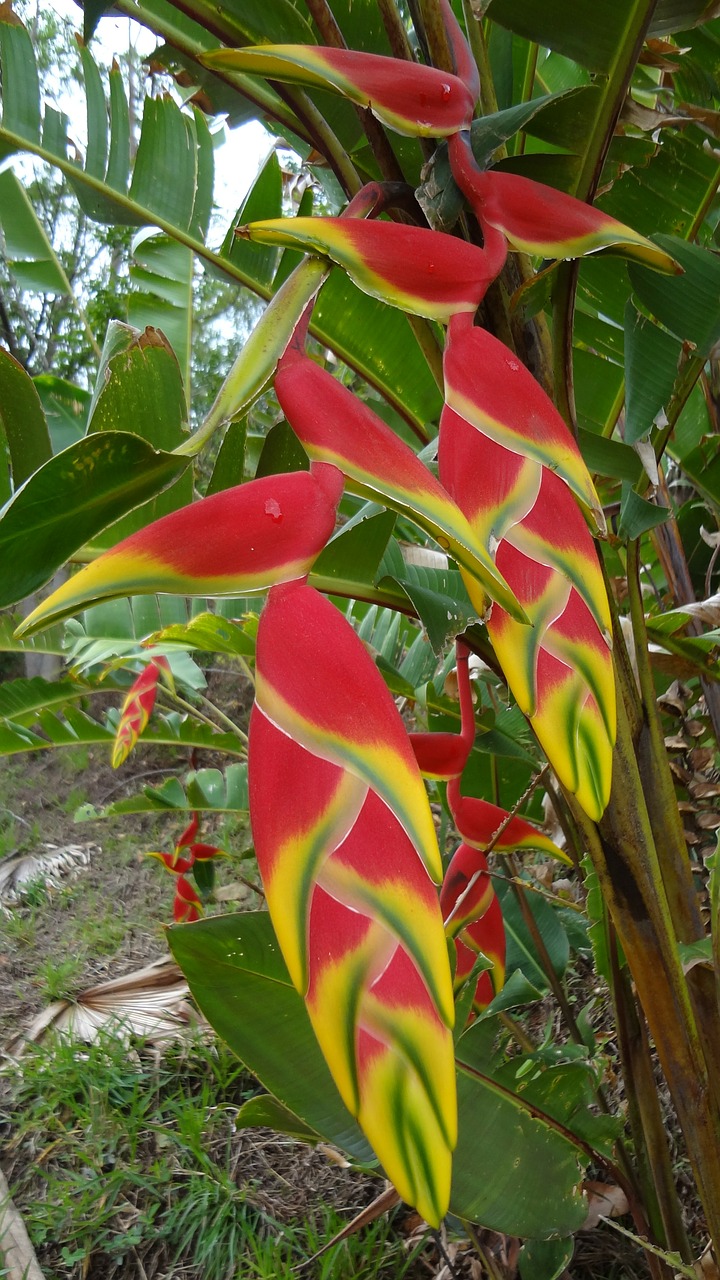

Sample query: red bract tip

[173,875,202,923]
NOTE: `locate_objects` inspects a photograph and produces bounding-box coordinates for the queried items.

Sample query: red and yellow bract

[275,348,523,621]
[17,465,344,635]
[202,44,475,137]
[240,217,501,320]
[439,319,615,821]
[441,845,506,1014]
[447,138,679,273]
[112,656,171,768]
[250,581,456,1225]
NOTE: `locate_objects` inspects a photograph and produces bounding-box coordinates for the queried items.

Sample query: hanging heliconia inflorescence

[18,0,679,1226]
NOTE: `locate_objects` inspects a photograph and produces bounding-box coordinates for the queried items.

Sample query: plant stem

[303,0,406,184]
[568,701,720,1251]
[626,539,720,1101]
[610,940,692,1261]
[499,851,583,1042]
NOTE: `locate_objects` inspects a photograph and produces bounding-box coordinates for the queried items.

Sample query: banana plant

[3,0,720,1270]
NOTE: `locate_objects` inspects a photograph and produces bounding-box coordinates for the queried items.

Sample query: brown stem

[568,699,720,1252]
[415,0,453,75]
[303,0,406,184]
[626,539,720,1100]
[610,941,692,1261]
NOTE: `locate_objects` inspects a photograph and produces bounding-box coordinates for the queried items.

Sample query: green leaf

[629,236,720,358]
[0,676,85,723]
[486,0,651,74]
[83,1,114,42]
[151,612,256,658]
[624,302,683,446]
[498,880,571,991]
[0,432,188,608]
[0,348,52,489]
[33,376,90,453]
[0,613,66,658]
[577,429,642,484]
[0,705,243,760]
[311,510,397,592]
[377,549,478,654]
[255,420,309,477]
[128,234,195,390]
[91,763,249,818]
[519,1237,575,1280]
[85,321,192,546]
[168,911,373,1161]
[0,168,70,294]
[206,419,247,496]
[0,10,40,144]
[219,150,282,290]
[618,484,672,540]
[453,1026,586,1235]
[235,1095,321,1142]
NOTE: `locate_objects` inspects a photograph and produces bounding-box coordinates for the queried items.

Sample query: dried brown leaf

[582,1181,630,1231]
[0,843,97,905]
[11,957,198,1052]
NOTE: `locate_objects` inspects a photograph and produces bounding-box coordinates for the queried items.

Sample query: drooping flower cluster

[18,1,677,1225]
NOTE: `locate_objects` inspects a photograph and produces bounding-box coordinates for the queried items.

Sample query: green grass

[33,954,86,1001]
[2,1031,424,1280]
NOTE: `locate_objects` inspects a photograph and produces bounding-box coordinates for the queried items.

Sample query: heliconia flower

[409,641,477,780]
[275,349,523,622]
[440,843,505,1014]
[443,316,604,531]
[446,137,679,273]
[438,326,616,820]
[112,656,172,768]
[238,218,502,321]
[16,465,344,636]
[255,581,443,880]
[173,874,203,923]
[446,776,569,865]
[249,582,456,1224]
[147,848,195,876]
[201,45,475,138]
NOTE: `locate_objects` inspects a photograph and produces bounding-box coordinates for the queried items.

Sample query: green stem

[551,0,658,427]
[499,851,583,1042]
[461,4,497,117]
[599,1217,699,1280]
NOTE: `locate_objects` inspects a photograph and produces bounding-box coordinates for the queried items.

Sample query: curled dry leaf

[582,1181,630,1231]
[692,1242,720,1279]
[11,956,198,1052]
